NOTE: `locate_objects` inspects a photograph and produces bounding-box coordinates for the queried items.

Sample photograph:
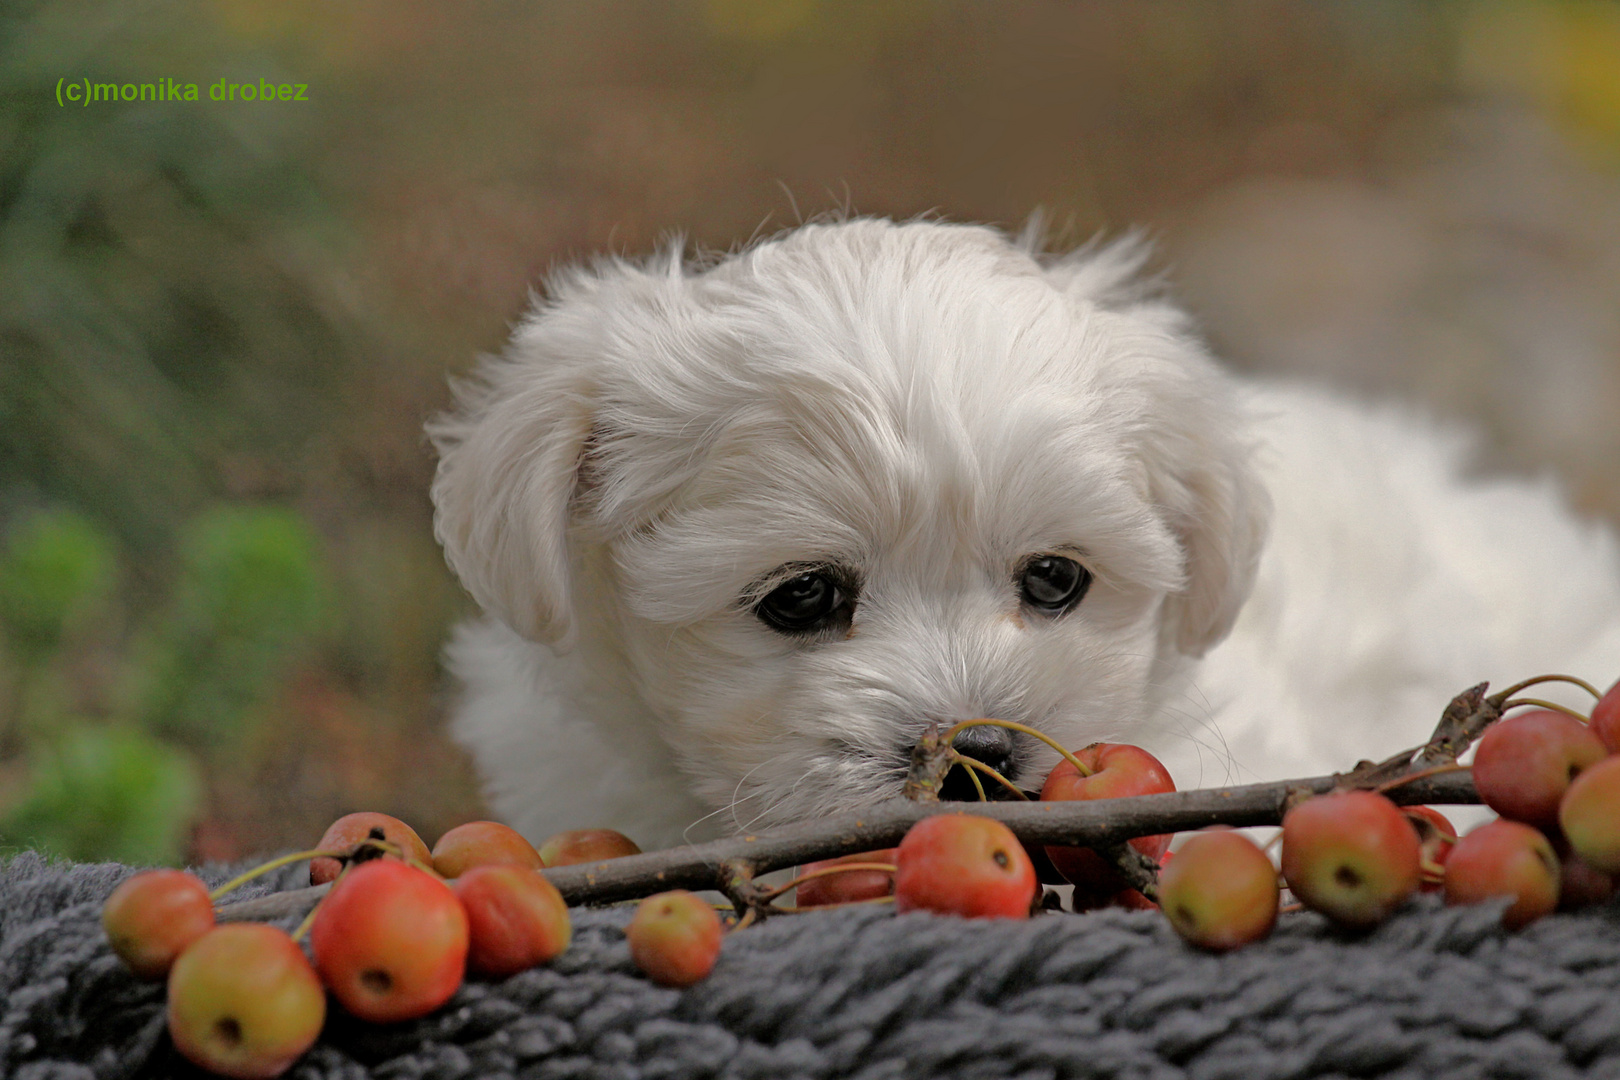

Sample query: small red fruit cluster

[795,678,1620,951]
[97,676,1619,1078]
[102,814,647,1079]
[1451,681,1620,927]
[1272,679,1620,938]
[793,739,1180,922]
[791,740,1181,922]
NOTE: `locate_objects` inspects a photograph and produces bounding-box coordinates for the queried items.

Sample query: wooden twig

[215,768,1477,921]
[900,724,951,802]
[1094,841,1162,901]
[216,881,331,922]
[1341,681,1504,790]
[1414,681,1497,766]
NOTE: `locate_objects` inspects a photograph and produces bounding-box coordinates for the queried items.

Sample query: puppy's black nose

[939,724,1017,802]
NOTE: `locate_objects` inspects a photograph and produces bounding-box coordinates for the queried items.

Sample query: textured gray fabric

[4,850,1620,1080]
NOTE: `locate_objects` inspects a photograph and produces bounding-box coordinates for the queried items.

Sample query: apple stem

[1373,762,1471,796]
[1491,673,1603,703]
[755,862,899,903]
[940,718,1095,778]
[791,894,896,912]
[948,750,989,801]
[1497,697,1592,723]
[207,848,344,903]
[289,898,321,942]
[950,754,1030,801]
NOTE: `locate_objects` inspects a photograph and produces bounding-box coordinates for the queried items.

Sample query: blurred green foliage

[0,2,416,864]
[132,507,326,749]
[0,506,326,865]
[0,509,116,667]
[3,723,201,866]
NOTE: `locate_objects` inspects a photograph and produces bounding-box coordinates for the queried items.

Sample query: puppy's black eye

[1019,555,1091,613]
[756,572,848,634]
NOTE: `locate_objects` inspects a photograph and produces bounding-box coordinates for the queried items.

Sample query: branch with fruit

[102,673,1620,1079]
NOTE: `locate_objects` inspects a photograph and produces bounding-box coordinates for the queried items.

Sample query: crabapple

[1591,678,1620,753]
[166,923,324,1079]
[626,890,723,987]
[538,828,641,867]
[310,859,467,1022]
[309,812,432,885]
[454,865,571,978]
[894,814,1037,919]
[431,821,544,879]
[1158,829,1279,951]
[1471,710,1607,830]
[1084,887,1158,913]
[1559,753,1620,873]
[1444,818,1561,929]
[102,869,214,980]
[794,849,897,908]
[1557,852,1616,911]
[1039,744,1175,898]
[1280,790,1421,928]
[1403,806,1457,893]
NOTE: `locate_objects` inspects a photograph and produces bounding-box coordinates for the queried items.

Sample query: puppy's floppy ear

[429,343,595,649]
[1137,374,1271,657]
[432,243,710,648]
[1038,231,1270,657]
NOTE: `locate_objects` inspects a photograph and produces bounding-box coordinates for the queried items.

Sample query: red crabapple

[1403,806,1458,893]
[1471,710,1607,830]
[1591,678,1620,753]
[1444,818,1561,930]
[309,812,433,885]
[626,890,723,987]
[1557,852,1617,911]
[794,849,897,908]
[454,865,571,978]
[1280,790,1421,928]
[1158,829,1280,951]
[102,869,215,980]
[894,814,1037,919]
[310,859,467,1022]
[538,828,642,867]
[1039,744,1175,899]
[431,821,544,879]
[166,923,324,1079]
[1559,754,1620,874]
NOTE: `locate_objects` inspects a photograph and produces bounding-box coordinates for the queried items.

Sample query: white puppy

[430,218,1620,849]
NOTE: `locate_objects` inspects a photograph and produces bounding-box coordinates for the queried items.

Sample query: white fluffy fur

[430,218,1620,848]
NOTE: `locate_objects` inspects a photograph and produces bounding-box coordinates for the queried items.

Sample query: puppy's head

[432,218,1268,828]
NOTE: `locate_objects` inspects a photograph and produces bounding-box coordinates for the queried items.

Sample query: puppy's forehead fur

[576,221,1189,611]
[435,215,1262,662]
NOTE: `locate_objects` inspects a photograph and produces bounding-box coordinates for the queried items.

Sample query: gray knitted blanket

[5,851,1620,1080]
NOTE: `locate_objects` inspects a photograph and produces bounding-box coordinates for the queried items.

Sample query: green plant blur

[0,1,481,864]
[0,506,325,863]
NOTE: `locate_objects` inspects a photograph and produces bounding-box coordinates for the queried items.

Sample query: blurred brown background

[3,0,1618,863]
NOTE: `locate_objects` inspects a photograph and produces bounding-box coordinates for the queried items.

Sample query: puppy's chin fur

[431,218,1620,849]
